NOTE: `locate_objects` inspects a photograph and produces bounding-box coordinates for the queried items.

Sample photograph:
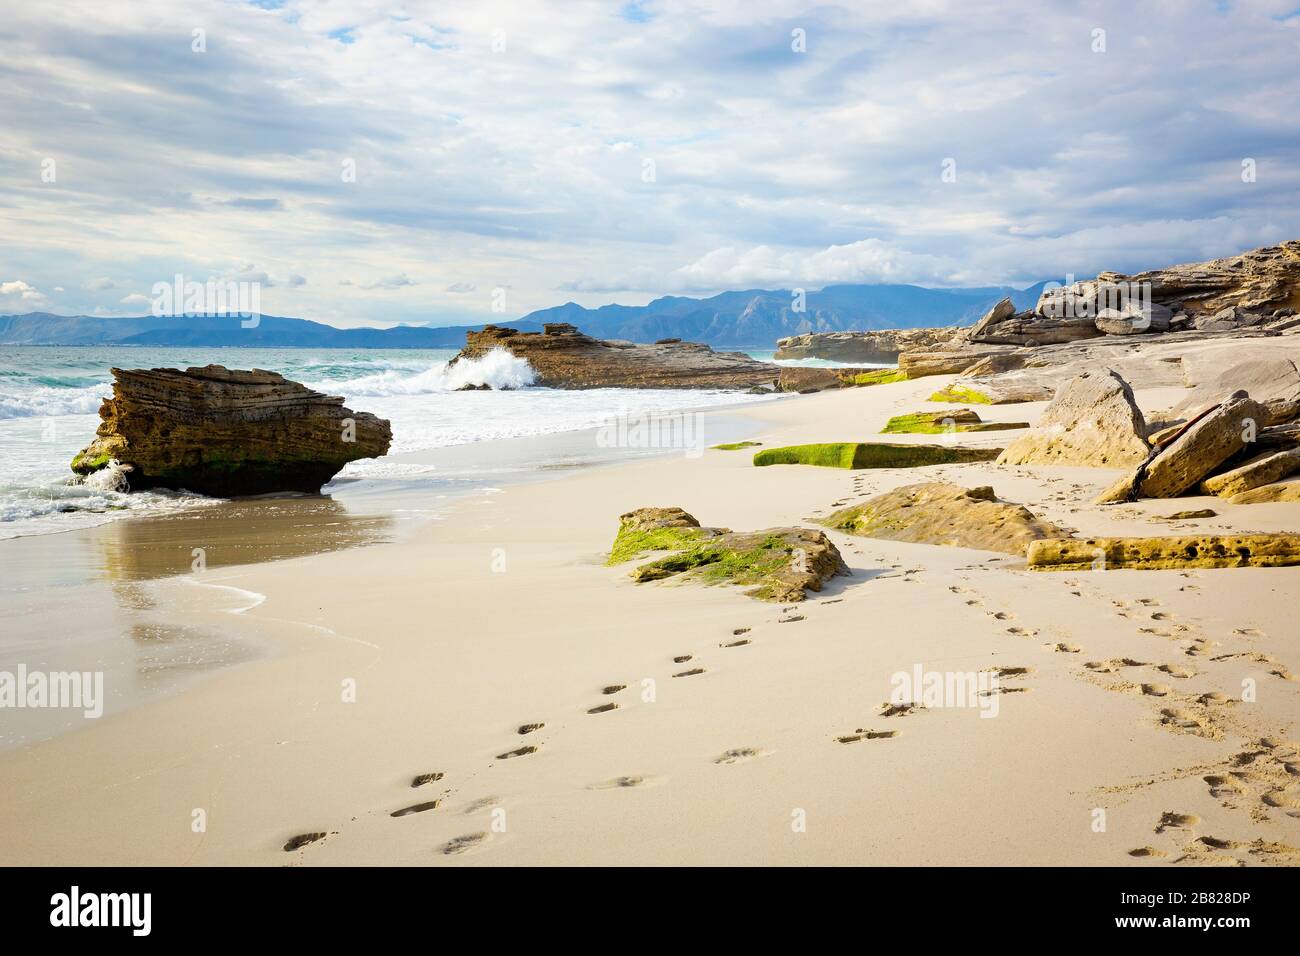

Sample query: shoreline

[1,375,1298,865]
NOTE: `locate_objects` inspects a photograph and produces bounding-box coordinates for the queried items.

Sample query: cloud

[288,273,306,287]
[0,0,1297,323]
[119,292,151,306]
[0,280,48,304]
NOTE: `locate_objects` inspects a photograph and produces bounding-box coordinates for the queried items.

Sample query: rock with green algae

[1027,533,1300,571]
[880,409,1029,435]
[928,384,994,405]
[752,442,1002,469]
[607,507,849,602]
[710,441,762,450]
[820,482,1069,555]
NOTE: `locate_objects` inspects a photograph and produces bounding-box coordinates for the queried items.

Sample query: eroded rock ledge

[71,365,392,496]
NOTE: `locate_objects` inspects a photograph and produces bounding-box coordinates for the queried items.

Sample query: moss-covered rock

[928,384,994,405]
[880,409,1028,435]
[851,368,908,386]
[821,482,1069,555]
[752,442,1002,469]
[710,441,762,450]
[608,507,849,602]
[1027,534,1300,571]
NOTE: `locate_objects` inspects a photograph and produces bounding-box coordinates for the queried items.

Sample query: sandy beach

[2,372,1297,867]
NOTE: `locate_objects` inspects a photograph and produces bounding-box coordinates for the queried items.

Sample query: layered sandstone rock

[1028,534,1300,571]
[897,346,1018,378]
[773,327,967,363]
[70,365,391,497]
[1168,357,1300,427]
[607,507,849,602]
[821,483,1069,555]
[1200,447,1300,498]
[1108,240,1300,316]
[453,323,776,389]
[996,369,1150,468]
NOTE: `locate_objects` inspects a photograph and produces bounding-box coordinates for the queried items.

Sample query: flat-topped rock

[453,323,776,389]
[70,365,392,497]
[773,327,967,363]
[1028,534,1300,571]
[997,368,1150,468]
[1200,447,1300,498]
[821,482,1069,555]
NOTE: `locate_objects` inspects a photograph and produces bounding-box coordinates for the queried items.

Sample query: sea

[0,345,859,541]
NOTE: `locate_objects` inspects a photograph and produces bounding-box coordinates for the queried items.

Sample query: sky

[1,0,1299,328]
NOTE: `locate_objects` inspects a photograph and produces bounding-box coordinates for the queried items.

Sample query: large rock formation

[773,327,967,363]
[1028,534,1300,571]
[820,483,1069,555]
[1096,394,1267,503]
[1109,240,1300,316]
[1200,447,1300,498]
[454,323,776,389]
[996,368,1150,468]
[607,507,849,602]
[1168,357,1300,427]
[897,346,1018,377]
[70,365,392,497]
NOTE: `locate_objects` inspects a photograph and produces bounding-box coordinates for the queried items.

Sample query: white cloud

[0,280,48,303]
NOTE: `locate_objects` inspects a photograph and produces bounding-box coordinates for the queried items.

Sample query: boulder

[996,368,1150,468]
[1168,357,1300,427]
[968,308,1102,347]
[961,352,1029,376]
[775,366,895,392]
[607,507,849,603]
[1095,394,1267,502]
[966,297,1016,339]
[929,379,1055,404]
[452,323,775,389]
[1028,534,1300,571]
[1095,302,1173,335]
[882,409,1028,434]
[1200,447,1300,498]
[897,346,1017,377]
[1229,480,1300,504]
[753,442,1002,469]
[70,365,392,497]
[820,482,1069,555]
[773,327,968,363]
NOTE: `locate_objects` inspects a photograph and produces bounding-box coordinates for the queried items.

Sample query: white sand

[2,375,1298,866]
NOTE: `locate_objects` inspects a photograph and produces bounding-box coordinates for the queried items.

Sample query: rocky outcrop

[1109,240,1300,316]
[70,365,392,497]
[453,323,776,389]
[752,442,1002,469]
[1168,357,1300,427]
[1200,447,1300,498]
[1028,534,1300,571]
[1230,480,1300,504]
[996,369,1150,468]
[773,327,967,363]
[774,365,897,392]
[897,346,1018,378]
[821,483,1069,555]
[607,507,849,602]
[1096,394,1267,503]
[928,380,1055,404]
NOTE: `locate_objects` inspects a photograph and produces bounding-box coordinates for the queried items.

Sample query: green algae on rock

[927,384,994,405]
[608,507,849,602]
[710,441,762,451]
[752,442,1002,470]
[820,482,1069,555]
[880,409,1028,435]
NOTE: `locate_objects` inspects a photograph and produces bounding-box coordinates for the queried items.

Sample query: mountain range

[0,282,1047,350]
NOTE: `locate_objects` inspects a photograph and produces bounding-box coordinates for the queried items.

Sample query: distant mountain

[0,313,542,348]
[513,283,1048,347]
[0,282,1047,350]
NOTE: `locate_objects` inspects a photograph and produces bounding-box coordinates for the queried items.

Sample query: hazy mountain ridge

[1,282,1047,349]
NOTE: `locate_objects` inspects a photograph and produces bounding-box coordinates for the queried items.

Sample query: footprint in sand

[780,614,806,624]
[1156,811,1199,832]
[879,702,923,717]
[722,638,751,647]
[1139,627,1173,638]
[1140,683,1172,697]
[587,702,619,714]
[1085,658,1146,674]
[391,800,441,817]
[837,729,897,743]
[1234,627,1263,638]
[1150,612,1173,622]
[989,611,1013,621]
[440,833,489,855]
[601,684,626,695]
[590,775,650,790]
[987,666,1032,678]
[411,772,444,788]
[1006,626,1039,637]
[732,627,751,636]
[497,745,538,759]
[673,654,692,663]
[517,722,545,735]
[1128,846,1168,858]
[1053,642,1081,654]
[1159,708,1216,737]
[673,667,706,678]
[462,796,500,814]
[283,831,331,852]
[714,747,768,765]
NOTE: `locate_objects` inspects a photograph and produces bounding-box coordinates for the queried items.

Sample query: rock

[1154,509,1217,520]
[70,365,392,497]
[455,382,491,391]
[929,380,1054,404]
[821,482,1069,555]
[654,337,682,344]
[968,307,1103,346]
[1168,357,1300,427]
[752,442,1002,469]
[897,346,1018,377]
[1095,302,1173,335]
[773,327,968,363]
[775,366,899,392]
[961,352,1029,376]
[1229,479,1300,504]
[1200,447,1300,498]
[996,368,1150,468]
[1095,394,1268,502]
[452,323,775,389]
[1107,240,1300,316]
[882,410,1028,434]
[1028,534,1300,571]
[966,297,1016,339]
[607,507,849,603]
